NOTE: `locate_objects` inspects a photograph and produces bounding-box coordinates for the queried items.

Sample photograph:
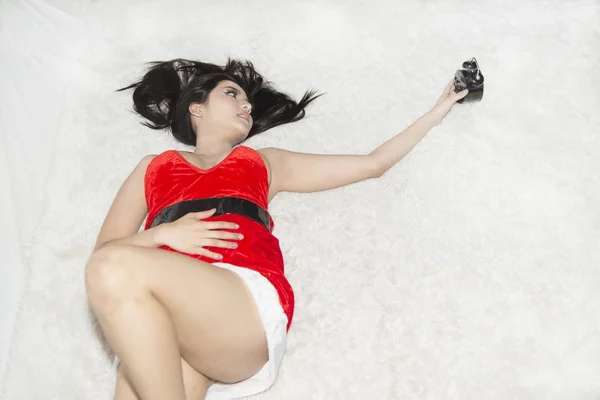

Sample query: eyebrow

[224,86,242,93]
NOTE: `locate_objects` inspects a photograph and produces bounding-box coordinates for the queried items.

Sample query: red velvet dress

[144,146,294,330]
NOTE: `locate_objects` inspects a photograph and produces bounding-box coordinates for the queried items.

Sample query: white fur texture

[4,0,600,399]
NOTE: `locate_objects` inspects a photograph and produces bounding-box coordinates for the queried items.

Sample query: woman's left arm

[260,81,468,194]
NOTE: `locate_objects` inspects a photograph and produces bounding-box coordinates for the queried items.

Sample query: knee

[85,245,141,309]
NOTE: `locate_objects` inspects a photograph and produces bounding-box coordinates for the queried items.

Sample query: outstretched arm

[258,147,380,194]
[260,80,468,195]
[372,80,469,173]
[368,111,438,175]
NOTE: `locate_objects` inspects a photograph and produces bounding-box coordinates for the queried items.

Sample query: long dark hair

[118,58,321,146]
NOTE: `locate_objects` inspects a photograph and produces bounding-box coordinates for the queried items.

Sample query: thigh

[92,244,268,383]
[115,357,212,400]
[181,358,214,400]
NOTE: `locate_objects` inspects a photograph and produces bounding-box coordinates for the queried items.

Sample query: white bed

[2,0,599,398]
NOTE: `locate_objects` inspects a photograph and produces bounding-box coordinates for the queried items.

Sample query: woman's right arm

[93,155,161,251]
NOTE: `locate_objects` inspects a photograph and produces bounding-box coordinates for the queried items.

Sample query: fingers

[193,248,225,260]
[185,212,240,231]
[192,235,242,259]
[454,88,469,99]
[200,238,240,249]
[199,229,244,249]
[444,79,455,93]
[442,87,468,105]
[196,229,243,248]
[188,208,217,219]
[435,80,457,106]
[210,230,244,241]
[201,221,239,231]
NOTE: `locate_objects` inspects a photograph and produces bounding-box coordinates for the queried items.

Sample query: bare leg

[114,363,138,400]
[114,358,212,400]
[89,273,185,399]
[86,244,268,400]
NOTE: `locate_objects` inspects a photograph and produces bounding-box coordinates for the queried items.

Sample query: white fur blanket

[4,0,600,399]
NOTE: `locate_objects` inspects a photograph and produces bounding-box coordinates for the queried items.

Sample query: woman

[85,58,468,400]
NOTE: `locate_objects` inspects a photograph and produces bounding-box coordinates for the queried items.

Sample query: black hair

[118,58,321,146]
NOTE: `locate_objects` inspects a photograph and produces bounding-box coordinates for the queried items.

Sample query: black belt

[149,197,271,231]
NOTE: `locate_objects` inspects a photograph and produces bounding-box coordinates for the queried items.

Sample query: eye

[225,90,238,98]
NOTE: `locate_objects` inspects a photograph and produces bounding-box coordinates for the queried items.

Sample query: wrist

[151,224,169,247]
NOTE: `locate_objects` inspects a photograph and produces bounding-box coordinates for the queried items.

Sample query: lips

[238,112,251,123]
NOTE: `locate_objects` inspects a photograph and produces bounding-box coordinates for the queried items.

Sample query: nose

[242,102,252,114]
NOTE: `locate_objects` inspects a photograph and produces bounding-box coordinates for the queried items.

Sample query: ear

[189,103,204,118]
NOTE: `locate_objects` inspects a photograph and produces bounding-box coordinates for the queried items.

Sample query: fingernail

[238,234,244,239]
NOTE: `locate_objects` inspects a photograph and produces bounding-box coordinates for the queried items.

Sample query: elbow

[374,166,386,178]
[369,158,386,178]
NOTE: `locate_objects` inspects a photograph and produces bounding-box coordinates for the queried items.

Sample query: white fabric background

[0,0,78,388]
[2,0,599,399]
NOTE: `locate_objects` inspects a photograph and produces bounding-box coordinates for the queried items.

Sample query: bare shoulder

[256,147,275,163]
[256,147,279,192]
[128,154,157,179]
[120,154,157,182]
[139,154,157,168]
[256,147,285,169]
[256,147,298,195]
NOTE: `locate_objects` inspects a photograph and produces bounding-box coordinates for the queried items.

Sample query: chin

[233,123,251,137]
[232,130,250,144]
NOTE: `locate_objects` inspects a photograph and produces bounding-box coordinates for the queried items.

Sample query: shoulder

[138,154,158,169]
[140,149,181,168]
[256,147,292,191]
[132,153,160,177]
[257,147,297,173]
[141,154,158,164]
[255,146,284,166]
[237,145,273,166]
[256,147,285,164]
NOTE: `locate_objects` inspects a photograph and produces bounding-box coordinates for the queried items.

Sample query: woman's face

[190,80,253,143]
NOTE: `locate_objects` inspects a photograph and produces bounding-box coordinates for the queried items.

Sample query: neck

[190,138,236,169]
